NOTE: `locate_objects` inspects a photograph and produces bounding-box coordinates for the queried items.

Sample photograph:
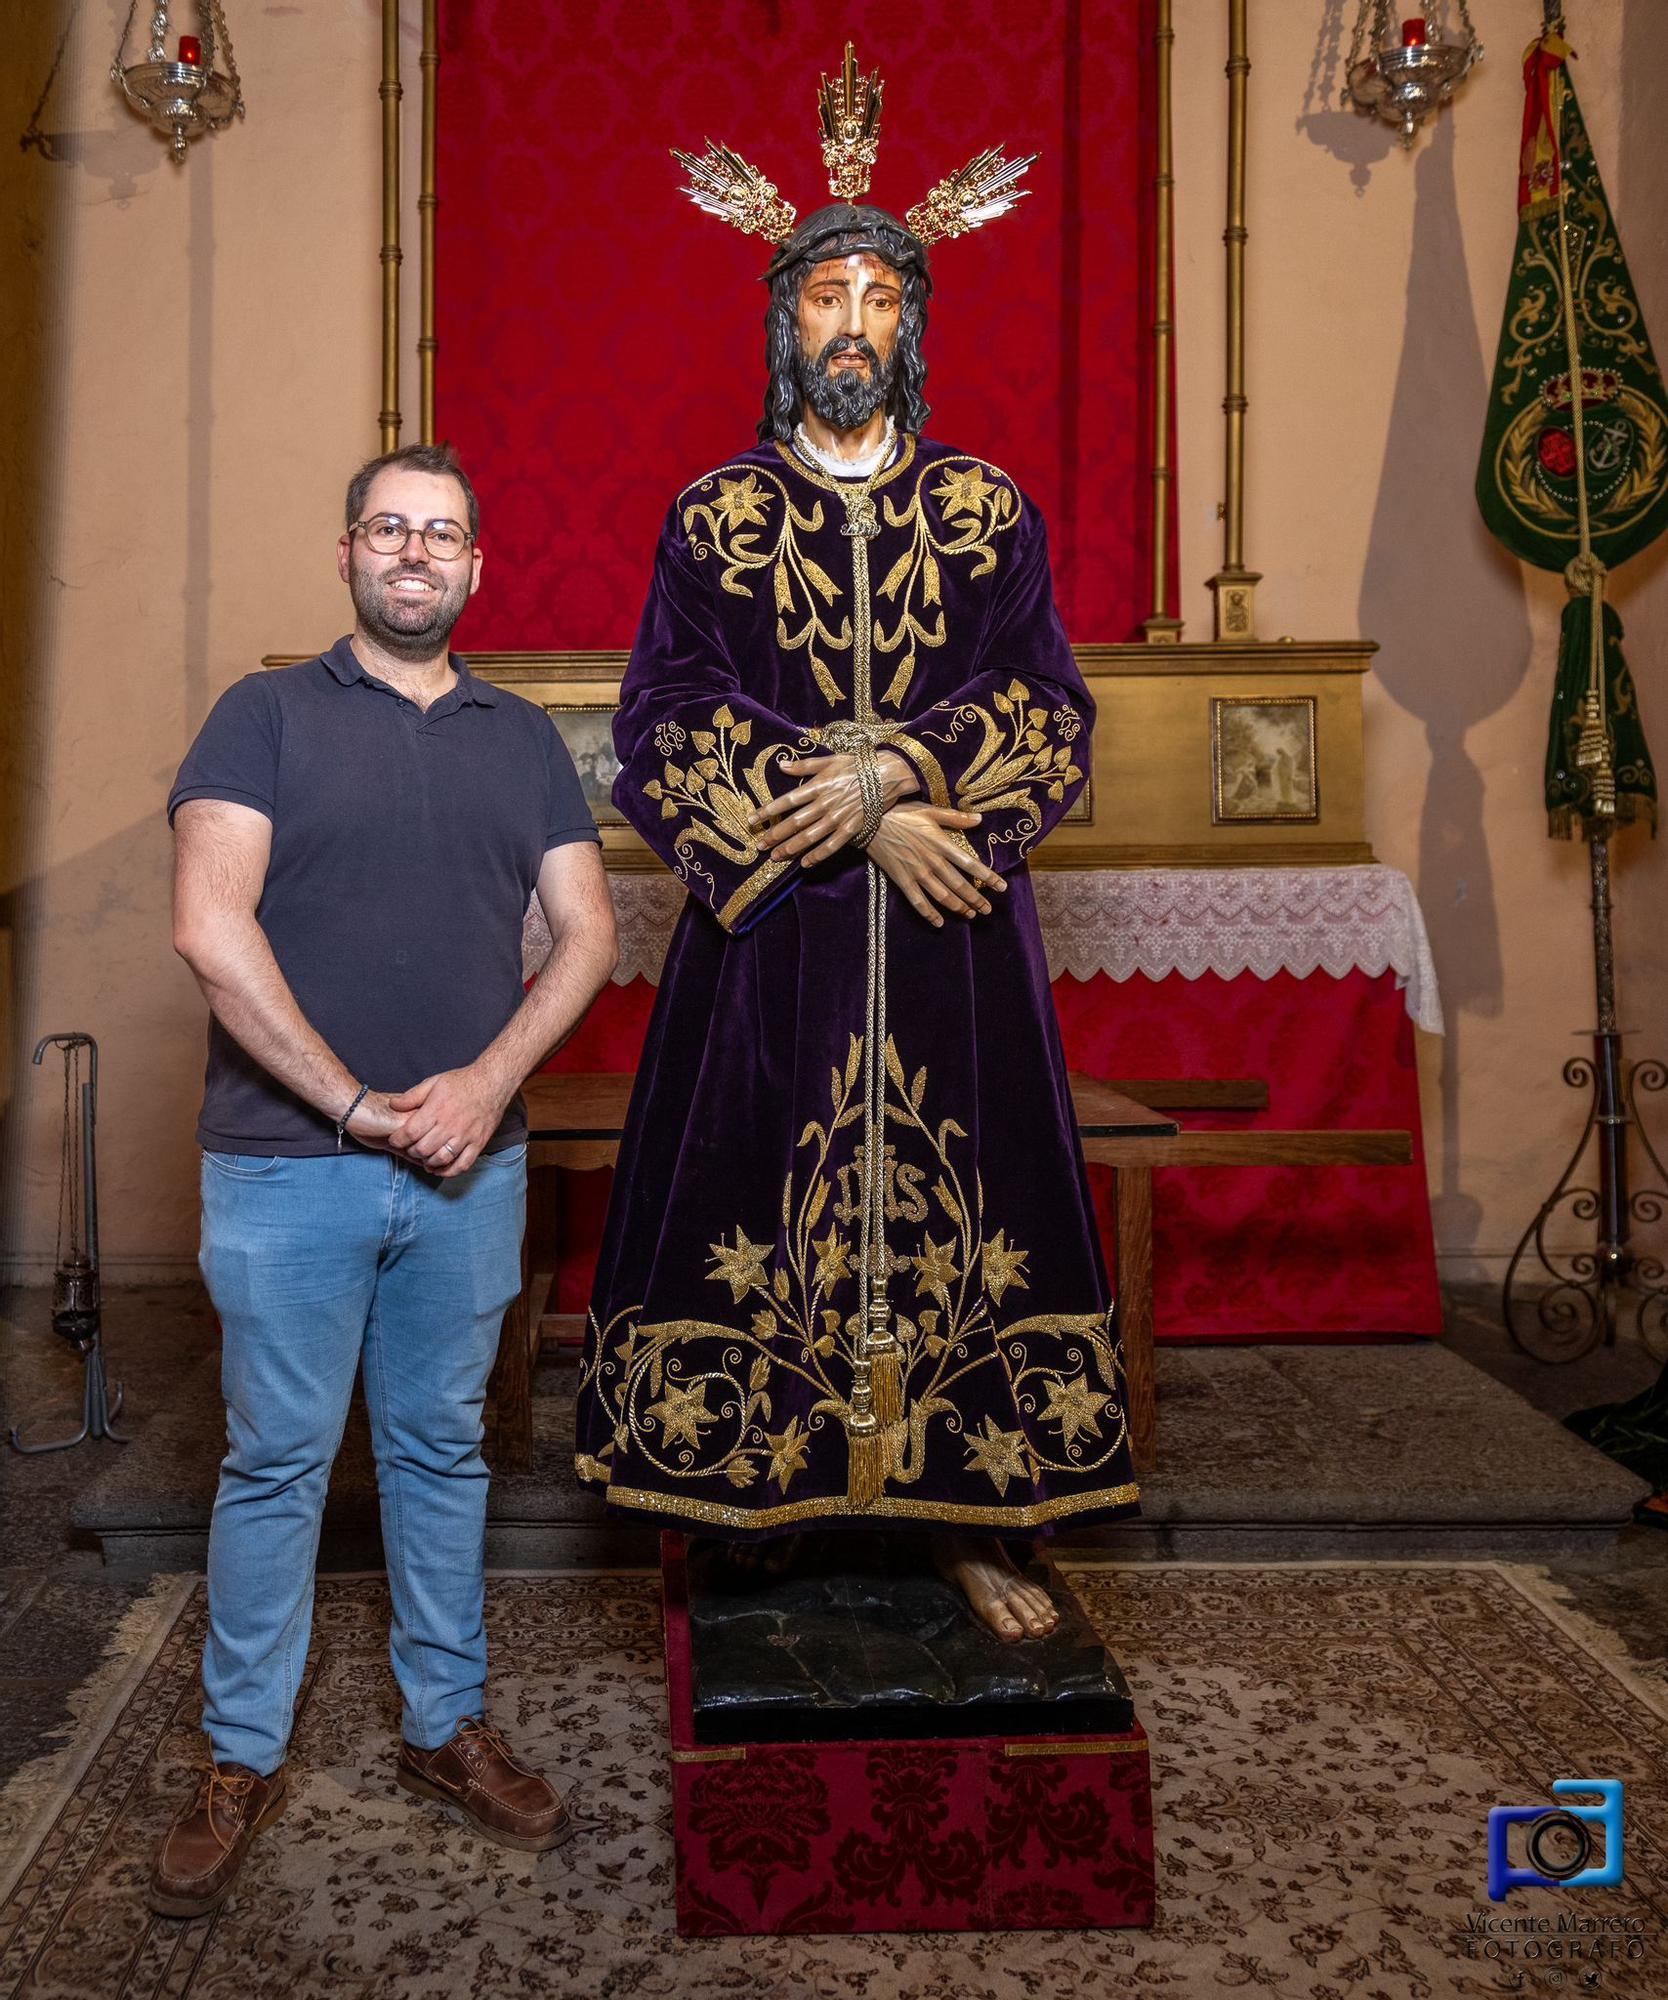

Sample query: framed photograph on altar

[462,654,659,867]
[1209,695,1320,825]
[543,700,625,826]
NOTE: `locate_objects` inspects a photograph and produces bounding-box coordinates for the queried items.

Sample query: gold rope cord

[1551,161,1616,812]
[851,851,881,1438]
[848,850,899,1503]
[838,468,906,1499]
[865,850,901,1426]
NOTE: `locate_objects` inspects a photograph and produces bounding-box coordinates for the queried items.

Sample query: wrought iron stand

[1502,829,1668,1362]
[8,1033,129,1453]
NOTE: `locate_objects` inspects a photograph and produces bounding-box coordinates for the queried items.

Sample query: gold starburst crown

[818,43,883,202]
[672,41,1036,252]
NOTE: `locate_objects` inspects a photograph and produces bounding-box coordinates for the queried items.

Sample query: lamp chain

[211,0,242,108]
[1345,3,1369,91]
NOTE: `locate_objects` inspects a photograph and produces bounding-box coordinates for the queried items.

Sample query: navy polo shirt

[168,636,600,1156]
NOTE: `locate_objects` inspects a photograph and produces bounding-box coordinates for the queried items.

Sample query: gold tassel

[866,1297,903,1426]
[1566,555,1614,810]
[846,1428,890,1508]
[869,1344,903,1427]
[1574,687,1610,770]
[1574,689,1618,814]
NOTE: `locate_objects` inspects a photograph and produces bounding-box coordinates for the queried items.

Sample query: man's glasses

[350,514,474,560]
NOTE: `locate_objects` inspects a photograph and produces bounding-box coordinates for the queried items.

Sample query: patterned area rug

[1,1564,1664,1998]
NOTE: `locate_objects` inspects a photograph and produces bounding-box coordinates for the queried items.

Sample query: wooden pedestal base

[662,1535,1156,1937]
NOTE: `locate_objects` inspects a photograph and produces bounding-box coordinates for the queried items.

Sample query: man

[151,442,617,1918]
[575,50,1136,1643]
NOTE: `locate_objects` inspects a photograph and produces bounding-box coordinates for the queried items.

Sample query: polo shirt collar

[323,635,498,706]
[454,659,499,706]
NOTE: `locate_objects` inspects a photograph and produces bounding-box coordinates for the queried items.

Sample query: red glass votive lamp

[178,34,203,65]
[1401,17,1428,45]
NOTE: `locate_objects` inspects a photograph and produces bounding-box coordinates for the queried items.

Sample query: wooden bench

[490,1072,1413,1481]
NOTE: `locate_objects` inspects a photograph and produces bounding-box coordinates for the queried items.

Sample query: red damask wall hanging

[435,0,1174,649]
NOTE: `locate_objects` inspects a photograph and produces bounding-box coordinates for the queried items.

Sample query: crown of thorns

[671,42,1036,252]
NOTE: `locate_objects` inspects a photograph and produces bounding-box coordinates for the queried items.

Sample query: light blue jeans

[197,1145,526,1774]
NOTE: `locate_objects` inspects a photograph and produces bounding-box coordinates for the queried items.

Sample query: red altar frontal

[662,1537,1156,1937]
[531,864,1444,1341]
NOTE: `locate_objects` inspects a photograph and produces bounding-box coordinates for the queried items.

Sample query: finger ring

[439,1141,456,1157]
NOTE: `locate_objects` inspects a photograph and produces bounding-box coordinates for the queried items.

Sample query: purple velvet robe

[575,435,1138,1536]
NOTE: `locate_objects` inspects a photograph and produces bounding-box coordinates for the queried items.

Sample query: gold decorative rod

[419,0,439,443]
[1143,0,1183,642]
[379,0,402,451]
[1209,0,1259,640]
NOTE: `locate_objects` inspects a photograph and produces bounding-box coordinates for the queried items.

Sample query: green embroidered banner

[1475,32,1660,835]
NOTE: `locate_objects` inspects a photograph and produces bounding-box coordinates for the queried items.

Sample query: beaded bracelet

[335,1082,370,1152]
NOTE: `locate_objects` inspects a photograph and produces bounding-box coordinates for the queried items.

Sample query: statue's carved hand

[747,750,918,868]
[864,802,1007,926]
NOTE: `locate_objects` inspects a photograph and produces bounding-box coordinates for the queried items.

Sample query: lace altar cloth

[525,864,1444,1034]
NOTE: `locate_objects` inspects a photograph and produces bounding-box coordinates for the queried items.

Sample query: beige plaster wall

[1,1,390,1279]
[2,1,1665,1285]
[1171,0,1668,1280]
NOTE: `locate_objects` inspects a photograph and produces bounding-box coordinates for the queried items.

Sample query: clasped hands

[342,1060,512,1179]
[746,749,1007,930]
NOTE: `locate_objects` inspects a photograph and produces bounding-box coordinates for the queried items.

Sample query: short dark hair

[345,440,480,540]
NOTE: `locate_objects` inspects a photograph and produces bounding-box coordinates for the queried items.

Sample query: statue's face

[794,252,902,431]
[796,252,901,381]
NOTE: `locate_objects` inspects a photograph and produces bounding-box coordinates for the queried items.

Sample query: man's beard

[348,554,471,661]
[797,336,895,432]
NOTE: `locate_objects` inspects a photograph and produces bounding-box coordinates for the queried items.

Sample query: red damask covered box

[663,1534,1156,1936]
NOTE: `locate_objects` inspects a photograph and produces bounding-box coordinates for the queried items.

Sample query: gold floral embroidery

[903,676,1085,860]
[645,1379,717,1454]
[759,443,1019,718]
[638,701,811,928]
[576,1034,1130,1516]
[982,1229,1029,1303]
[867,458,1023,709]
[1039,1373,1113,1450]
[932,463,1003,518]
[765,1417,813,1493]
[707,472,772,532]
[962,1417,1032,1497]
[680,464,852,705]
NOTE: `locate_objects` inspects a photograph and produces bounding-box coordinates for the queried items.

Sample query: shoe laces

[456,1717,527,1772]
[192,1763,259,1852]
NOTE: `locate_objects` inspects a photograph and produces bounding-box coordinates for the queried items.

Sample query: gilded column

[1208,0,1259,640]
[379,0,403,451]
[1143,0,1184,642]
[418,0,439,444]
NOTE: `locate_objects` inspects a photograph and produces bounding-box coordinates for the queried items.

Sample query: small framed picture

[1210,695,1319,823]
[1065,772,1093,824]
[545,701,625,826]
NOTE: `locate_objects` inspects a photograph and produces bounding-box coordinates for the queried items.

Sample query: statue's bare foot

[933,1535,1059,1643]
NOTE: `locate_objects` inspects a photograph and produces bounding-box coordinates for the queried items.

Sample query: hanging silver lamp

[1344,1,1482,148]
[112,1,244,162]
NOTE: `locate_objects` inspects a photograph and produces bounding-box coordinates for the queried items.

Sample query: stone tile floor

[1,1280,1663,1795]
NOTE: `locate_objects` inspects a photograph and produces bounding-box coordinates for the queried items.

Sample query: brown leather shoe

[396,1717,574,1854]
[147,1762,288,1918]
